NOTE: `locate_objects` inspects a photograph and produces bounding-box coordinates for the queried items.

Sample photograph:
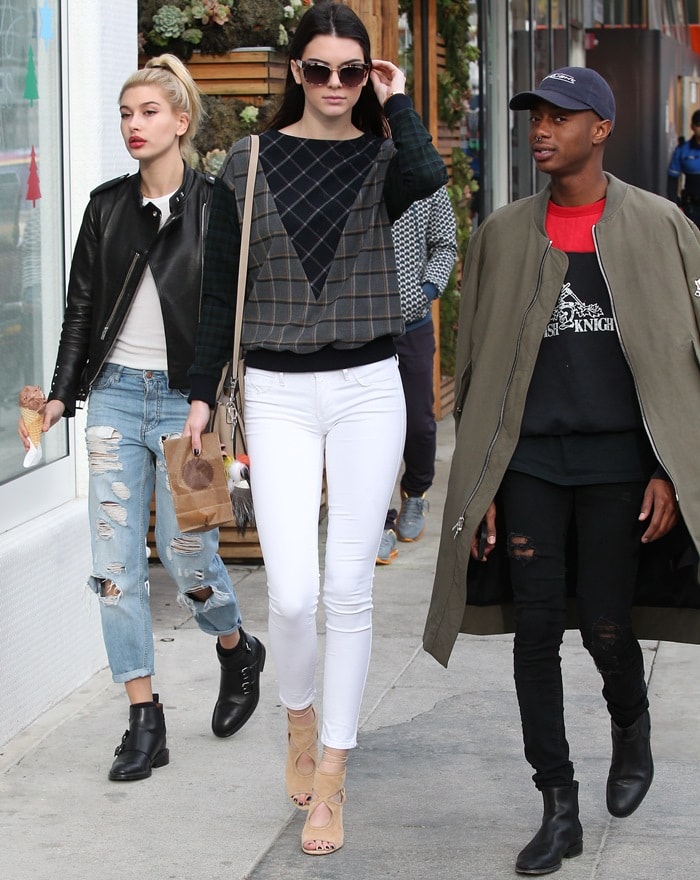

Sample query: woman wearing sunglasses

[184,0,446,855]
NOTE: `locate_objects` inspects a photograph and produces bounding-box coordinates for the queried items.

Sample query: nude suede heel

[301,765,347,855]
[286,710,318,810]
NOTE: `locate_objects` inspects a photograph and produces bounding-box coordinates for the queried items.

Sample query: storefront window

[508,0,583,202]
[511,0,535,201]
[0,0,67,485]
[534,0,551,85]
[552,1,569,69]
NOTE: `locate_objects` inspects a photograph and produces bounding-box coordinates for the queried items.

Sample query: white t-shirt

[109,190,174,370]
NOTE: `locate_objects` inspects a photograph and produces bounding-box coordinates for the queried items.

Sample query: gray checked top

[189,98,448,405]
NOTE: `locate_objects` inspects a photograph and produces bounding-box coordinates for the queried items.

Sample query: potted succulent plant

[138,0,307,60]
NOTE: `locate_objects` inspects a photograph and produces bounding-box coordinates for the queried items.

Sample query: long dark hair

[266,1,388,137]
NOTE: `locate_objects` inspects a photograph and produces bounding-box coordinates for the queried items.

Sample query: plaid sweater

[190,98,447,404]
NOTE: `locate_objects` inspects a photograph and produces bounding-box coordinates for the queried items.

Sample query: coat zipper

[85,251,144,395]
[592,225,676,493]
[198,199,207,319]
[99,252,142,341]
[98,203,177,343]
[452,242,553,538]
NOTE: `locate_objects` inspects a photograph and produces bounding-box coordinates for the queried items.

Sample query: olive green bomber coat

[423,174,700,668]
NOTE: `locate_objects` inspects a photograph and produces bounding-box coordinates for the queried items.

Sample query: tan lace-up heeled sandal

[286,709,318,809]
[301,764,347,856]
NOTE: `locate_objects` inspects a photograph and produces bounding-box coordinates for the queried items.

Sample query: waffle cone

[20,406,44,447]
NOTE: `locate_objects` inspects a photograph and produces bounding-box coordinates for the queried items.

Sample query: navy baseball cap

[509,67,615,126]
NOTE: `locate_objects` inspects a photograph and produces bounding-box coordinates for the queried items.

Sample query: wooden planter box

[147,481,327,563]
[148,509,262,562]
[438,374,455,420]
[186,48,287,101]
[147,506,264,562]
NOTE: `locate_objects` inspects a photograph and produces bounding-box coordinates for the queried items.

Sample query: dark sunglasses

[295,60,370,88]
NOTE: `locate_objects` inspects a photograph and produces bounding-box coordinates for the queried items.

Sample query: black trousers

[395,320,437,497]
[682,198,700,228]
[500,470,650,789]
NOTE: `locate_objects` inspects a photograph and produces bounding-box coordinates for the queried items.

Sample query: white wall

[0,502,100,745]
[65,0,140,496]
[0,0,138,749]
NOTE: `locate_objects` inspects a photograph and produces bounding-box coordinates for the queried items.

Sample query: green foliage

[435,3,479,374]
[437,0,478,131]
[239,104,260,128]
[139,1,234,58]
[448,147,478,261]
[439,271,460,378]
[139,0,299,58]
[200,148,227,174]
[152,6,189,41]
[192,94,279,158]
[440,146,479,376]
[228,0,287,49]
[398,0,477,132]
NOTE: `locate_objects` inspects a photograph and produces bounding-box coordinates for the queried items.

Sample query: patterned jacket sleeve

[422,186,458,295]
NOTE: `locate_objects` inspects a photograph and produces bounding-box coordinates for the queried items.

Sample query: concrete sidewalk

[2,417,700,879]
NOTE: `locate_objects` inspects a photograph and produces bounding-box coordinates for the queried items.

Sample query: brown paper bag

[163,433,234,533]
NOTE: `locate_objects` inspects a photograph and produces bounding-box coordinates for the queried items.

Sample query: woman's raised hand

[370,60,406,107]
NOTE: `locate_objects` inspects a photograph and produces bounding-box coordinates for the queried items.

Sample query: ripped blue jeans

[86,364,242,683]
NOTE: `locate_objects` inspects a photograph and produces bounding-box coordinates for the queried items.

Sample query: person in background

[667,108,700,226]
[377,185,457,564]
[20,55,265,782]
[424,66,700,875]
[184,1,446,856]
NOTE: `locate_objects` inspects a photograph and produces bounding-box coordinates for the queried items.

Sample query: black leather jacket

[49,163,214,415]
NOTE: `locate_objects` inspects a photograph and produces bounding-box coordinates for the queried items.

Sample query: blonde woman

[21,55,265,782]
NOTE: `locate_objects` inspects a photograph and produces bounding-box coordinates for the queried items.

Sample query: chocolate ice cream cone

[20,406,44,447]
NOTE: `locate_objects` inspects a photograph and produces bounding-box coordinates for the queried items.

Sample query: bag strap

[231,133,259,368]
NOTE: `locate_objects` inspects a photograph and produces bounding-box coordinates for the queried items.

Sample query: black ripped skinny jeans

[500,470,650,790]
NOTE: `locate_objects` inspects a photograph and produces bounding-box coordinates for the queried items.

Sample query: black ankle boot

[108,694,169,782]
[516,782,583,875]
[606,710,653,818]
[211,629,266,738]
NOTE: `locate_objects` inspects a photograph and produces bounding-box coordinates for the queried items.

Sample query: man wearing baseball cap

[508,66,616,124]
[424,66,700,874]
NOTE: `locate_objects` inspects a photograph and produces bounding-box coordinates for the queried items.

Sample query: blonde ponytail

[120,54,204,166]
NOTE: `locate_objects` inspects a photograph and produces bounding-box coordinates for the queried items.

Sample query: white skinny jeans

[244,358,406,749]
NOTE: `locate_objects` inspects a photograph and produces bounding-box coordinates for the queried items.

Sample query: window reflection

[0,0,67,484]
